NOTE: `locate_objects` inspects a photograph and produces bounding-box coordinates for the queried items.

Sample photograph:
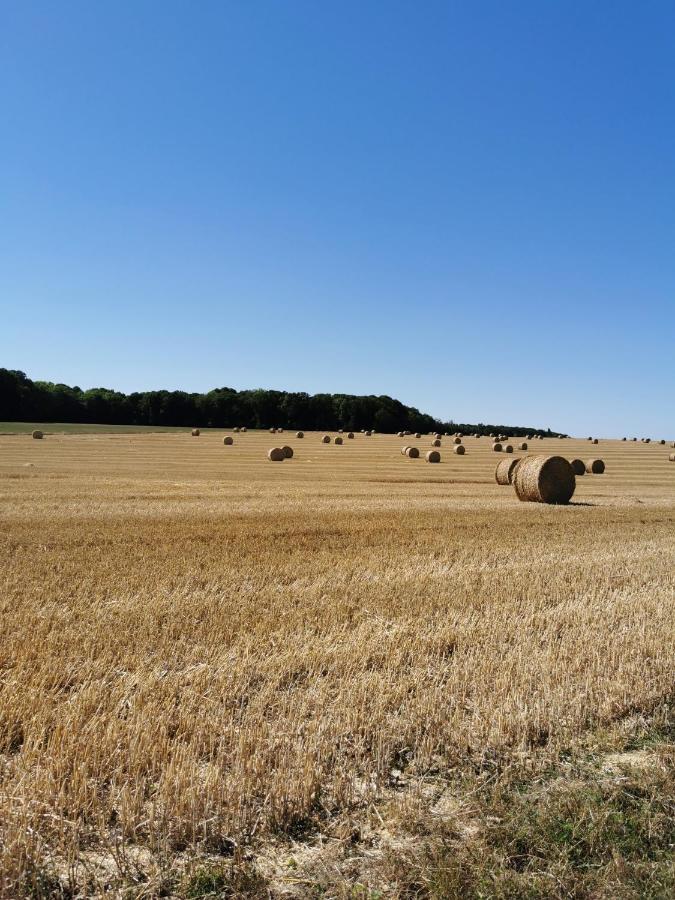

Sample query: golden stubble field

[1,430,674,897]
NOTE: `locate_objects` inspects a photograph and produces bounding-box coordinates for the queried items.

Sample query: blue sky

[1,1,673,436]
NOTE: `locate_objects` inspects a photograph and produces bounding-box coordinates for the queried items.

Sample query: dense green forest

[0,369,558,436]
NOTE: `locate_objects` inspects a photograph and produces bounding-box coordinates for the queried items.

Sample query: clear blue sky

[1,1,674,436]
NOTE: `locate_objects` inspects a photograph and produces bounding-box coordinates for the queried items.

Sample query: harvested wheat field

[1,429,674,898]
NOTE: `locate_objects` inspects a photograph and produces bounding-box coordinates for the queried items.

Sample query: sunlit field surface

[1,430,674,897]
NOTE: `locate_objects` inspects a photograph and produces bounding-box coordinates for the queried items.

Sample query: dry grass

[0,430,674,896]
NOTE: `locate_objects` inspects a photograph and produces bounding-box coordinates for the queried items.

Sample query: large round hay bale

[335,436,343,445]
[267,447,284,461]
[453,436,462,445]
[454,444,465,455]
[191,428,200,436]
[406,446,420,459]
[569,458,585,475]
[281,445,294,458]
[513,455,576,504]
[586,458,605,474]
[431,438,441,447]
[321,435,330,443]
[504,444,514,453]
[492,442,502,452]
[32,430,43,439]
[426,450,441,463]
[519,442,528,451]
[296,431,304,438]
[223,436,233,445]
[347,432,354,439]
[495,457,520,485]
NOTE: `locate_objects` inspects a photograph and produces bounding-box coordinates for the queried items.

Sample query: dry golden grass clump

[223,436,233,445]
[431,438,441,447]
[31,430,43,439]
[296,431,304,438]
[406,446,420,458]
[586,458,605,474]
[191,428,200,436]
[513,455,576,504]
[281,445,294,458]
[519,442,528,450]
[492,442,502,452]
[426,449,441,462]
[495,457,521,485]
[267,447,284,461]
[570,459,586,475]
[322,435,331,443]
[454,444,466,455]
[335,436,343,445]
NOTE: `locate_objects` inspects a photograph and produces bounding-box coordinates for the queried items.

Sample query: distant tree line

[0,369,559,436]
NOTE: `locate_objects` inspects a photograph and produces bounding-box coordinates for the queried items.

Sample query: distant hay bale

[281,445,294,458]
[321,435,330,443]
[513,455,576,504]
[570,459,585,475]
[191,428,200,437]
[495,457,520,485]
[659,439,665,445]
[347,432,355,439]
[223,436,233,445]
[426,450,441,463]
[415,432,421,439]
[366,430,372,436]
[233,427,240,433]
[504,444,514,453]
[592,438,598,444]
[519,442,528,450]
[32,430,43,439]
[586,458,605,474]
[645,438,651,443]
[454,444,465,455]
[241,427,247,432]
[669,454,675,461]
[269,427,276,434]
[339,429,344,433]
[492,442,502,452]
[632,437,637,441]
[296,431,304,438]
[335,436,343,445]
[432,438,441,447]
[434,433,442,440]
[406,446,420,458]
[622,436,626,441]
[453,436,462,444]
[401,446,410,456]
[267,447,284,461]
[587,436,592,441]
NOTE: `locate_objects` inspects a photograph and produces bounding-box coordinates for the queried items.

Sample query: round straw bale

[513,455,576,504]
[431,438,441,447]
[495,457,520,485]
[415,433,421,439]
[339,429,344,433]
[659,439,665,445]
[504,444,514,453]
[519,442,528,450]
[453,436,462,444]
[32,430,43,439]
[401,446,410,456]
[241,427,247,432]
[233,427,240,433]
[335,436,343,445]
[592,438,598,444]
[191,428,200,437]
[492,442,502,452]
[269,427,276,434]
[347,432,355,439]
[586,458,605,474]
[632,437,637,441]
[434,433,442,440]
[282,445,294,458]
[296,431,304,438]
[223,436,233,445]
[454,444,465,455]
[366,430,372,436]
[406,446,420,458]
[645,438,651,443]
[669,454,675,461]
[267,447,284,461]
[321,435,330,443]
[569,459,585,475]
[426,450,441,463]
